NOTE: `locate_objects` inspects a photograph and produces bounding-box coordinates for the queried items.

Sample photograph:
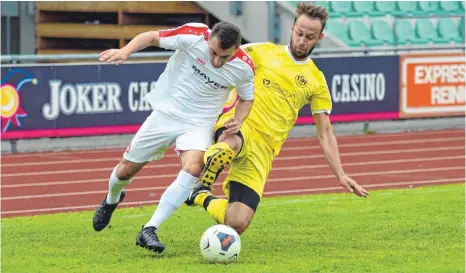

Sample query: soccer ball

[200,224,241,263]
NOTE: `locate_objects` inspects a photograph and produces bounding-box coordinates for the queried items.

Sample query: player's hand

[223,118,241,135]
[339,175,369,197]
[99,49,129,66]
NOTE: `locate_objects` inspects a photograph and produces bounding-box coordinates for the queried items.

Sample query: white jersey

[145,23,255,128]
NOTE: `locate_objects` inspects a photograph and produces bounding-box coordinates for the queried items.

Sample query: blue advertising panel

[297,55,400,124]
[1,62,166,139]
[1,55,401,140]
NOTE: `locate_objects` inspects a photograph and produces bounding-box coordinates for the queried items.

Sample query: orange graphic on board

[400,54,465,118]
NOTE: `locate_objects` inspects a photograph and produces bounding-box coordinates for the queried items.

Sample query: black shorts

[227,181,260,212]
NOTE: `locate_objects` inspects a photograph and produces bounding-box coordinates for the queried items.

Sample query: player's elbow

[317,124,333,146]
[317,134,326,148]
[147,31,160,47]
[314,113,332,141]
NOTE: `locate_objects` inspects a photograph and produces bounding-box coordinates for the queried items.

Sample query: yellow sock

[206,199,228,224]
[194,192,211,207]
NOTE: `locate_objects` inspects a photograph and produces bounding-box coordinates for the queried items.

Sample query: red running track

[1,129,464,218]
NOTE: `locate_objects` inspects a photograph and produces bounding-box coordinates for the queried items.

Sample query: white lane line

[1,178,463,215]
[2,167,464,200]
[280,136,464,152]
[2,155,464,188]
[2,137,463,167]
[2,129,463,159]
[2,146,463,177]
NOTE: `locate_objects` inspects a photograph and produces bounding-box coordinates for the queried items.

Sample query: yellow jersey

[240,42,332,156]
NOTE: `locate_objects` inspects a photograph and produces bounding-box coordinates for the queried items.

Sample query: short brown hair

[210,22,242,50]
[294,2,329,31]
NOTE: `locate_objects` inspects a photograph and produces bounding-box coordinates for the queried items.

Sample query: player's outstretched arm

[121,31,161,55]
[313,113,369,197]
[99,31,160,65]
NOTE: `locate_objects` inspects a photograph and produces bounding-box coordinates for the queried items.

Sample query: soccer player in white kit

[92,22,255,253]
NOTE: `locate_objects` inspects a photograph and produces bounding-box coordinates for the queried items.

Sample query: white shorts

[123,110,214,163]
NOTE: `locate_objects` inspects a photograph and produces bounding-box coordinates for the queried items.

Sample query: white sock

[144,170,197,229]
[106,165,132,204]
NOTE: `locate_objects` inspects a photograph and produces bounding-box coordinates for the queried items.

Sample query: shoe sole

[200,148,234,186]
[136,237,165,253]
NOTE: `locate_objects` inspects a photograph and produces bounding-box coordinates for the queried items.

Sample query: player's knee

[226,218,250,235]
[217,135,242,155]
[117,160,143,180]
[116,164,135,180]
[182,161,204,177]
[225,209,252,235]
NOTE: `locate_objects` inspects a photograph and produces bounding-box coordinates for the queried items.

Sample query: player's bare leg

[93,159,146,231]
[224,203,254,234]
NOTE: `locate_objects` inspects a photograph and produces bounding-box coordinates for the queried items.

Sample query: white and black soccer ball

[200,224,241,263]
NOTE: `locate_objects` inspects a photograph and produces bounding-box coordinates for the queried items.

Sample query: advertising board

[399,54,465,118]
[297,55,400,124]
[1,55,402,140]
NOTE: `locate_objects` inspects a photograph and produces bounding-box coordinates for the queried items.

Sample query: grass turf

[2,183,464,273]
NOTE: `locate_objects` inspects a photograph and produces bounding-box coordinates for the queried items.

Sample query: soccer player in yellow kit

[186,2,369,234]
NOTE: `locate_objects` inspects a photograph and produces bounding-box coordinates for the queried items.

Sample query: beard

[289,37,317,60]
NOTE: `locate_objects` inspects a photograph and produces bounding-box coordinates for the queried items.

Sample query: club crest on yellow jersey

[295,74,308,88]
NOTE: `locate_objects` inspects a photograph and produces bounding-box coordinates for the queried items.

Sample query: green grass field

[2,184,464,273]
